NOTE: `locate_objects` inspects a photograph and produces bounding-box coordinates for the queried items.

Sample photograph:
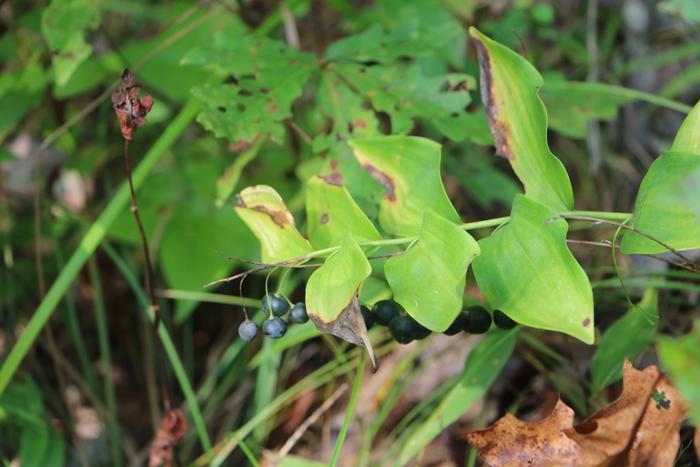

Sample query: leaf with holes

[234,185,312,263]
[41,0,100,86]
[385,210,480,331]
[305,175,381,249]
[349,136,460,236]
[591,289,658,393]
[469,28,573,212]
[335,63,477,142]
[621,100,700,254]
[472,195,594,344]
[184,33,317,145]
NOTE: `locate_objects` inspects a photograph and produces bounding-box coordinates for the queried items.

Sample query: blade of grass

[329,352,365,467]
[0,99,200,397]
[87,258,123,467]
[100,242,212,452]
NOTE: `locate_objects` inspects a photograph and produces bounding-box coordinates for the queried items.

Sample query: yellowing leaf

[468,28,574,212]
[349,136,460,236]
[385,210,480,331]
[234,185,311,263]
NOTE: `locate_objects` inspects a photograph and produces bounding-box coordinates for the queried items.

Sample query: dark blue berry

[389,315,415,344]
[444,313,468,335]
[410,320,431,340]
[238,320,258,341]
[374,300,401,326]
[263,317,288,338]
[361,305,375,329]
[493,309,516,330]
[465,306,492,334]
[262,294,290,317]
[289,302,309,324]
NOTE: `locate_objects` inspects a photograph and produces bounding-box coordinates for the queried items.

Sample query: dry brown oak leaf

[111,68,153,141]
[467,361,687,467]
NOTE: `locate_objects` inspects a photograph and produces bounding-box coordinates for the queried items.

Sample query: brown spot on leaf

[320,172,343,186]
[471,36,514,161]
[354,118,368,129]
[583,318,591,327]
[236,195,294,229]
[330,159,339,170]
[362,163,396,202]
[320,213,329,224]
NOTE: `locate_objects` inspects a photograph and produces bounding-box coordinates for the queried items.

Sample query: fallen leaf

[149,409,187,467]
[467,361,688,467]
[467,399,581,466]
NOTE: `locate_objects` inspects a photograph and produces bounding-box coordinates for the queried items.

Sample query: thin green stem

[88,259,123,467]
[563,210,631,222]
[0,99,199,397]
[158,289,260,308]
[330,352,365,467]
[101,242,212,452]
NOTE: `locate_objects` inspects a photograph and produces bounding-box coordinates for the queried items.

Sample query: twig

[275,384,348,460]
[561,215,699,271]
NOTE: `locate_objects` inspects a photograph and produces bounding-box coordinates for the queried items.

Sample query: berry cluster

[362,300,517,345]
[238,293,310,341]
[238,294,518,344]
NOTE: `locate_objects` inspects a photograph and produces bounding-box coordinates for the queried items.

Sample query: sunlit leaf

[234,185,312,263]
[591,289,658,393]
[305,175,381,249]
[469,28,574,212]
[349,136,460,236]
[622,100,700,254]
[385,210,480,331]
[472,195,594,344]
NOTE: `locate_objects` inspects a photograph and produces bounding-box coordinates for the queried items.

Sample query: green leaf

[185,33,317,144]
[234,185,312,263]
[473,195,594,344]
[336,63,476,141]
[41,0,100,86]
[305,175,381,249]
[620,151,700,254]
[672,98,700,154]
[397,328,518,465]
[541,80,629,139]
[385,210,480,332]
[469,28,574,212]
[349,136,460,236]
[306,236,371,324]
[658,322,700,424]
[590,289,658,393]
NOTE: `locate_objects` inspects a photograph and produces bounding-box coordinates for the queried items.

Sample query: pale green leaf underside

[305,175,381,249]
[397,328,518,465]
[469,28,573,213]
[473,195,594,344]
[349,136,460,236]
[234,185,311,263]
[305,236,371,323]
[590,289,658,393]
[620,151,700,254]
[385,210,480,332]
[622,100,700,254]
